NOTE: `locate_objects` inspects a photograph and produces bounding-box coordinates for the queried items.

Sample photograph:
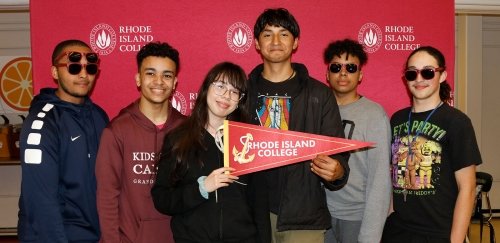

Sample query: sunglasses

[404,67,444,81]
[329,63,358,74]
[55,52,99,75]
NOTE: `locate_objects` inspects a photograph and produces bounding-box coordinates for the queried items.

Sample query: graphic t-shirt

[256,74,299,213]
[255,76,298,129]
[389,103,481,237]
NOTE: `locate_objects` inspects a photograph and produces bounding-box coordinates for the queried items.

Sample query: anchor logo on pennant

[232,133,255,164]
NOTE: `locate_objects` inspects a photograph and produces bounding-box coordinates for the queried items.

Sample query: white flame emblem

[96,30,111,49]
[227,22,253,54]
[90,23,116,55]
[232,29,248,48]
[363,29,378,47]
[358,23,382,53]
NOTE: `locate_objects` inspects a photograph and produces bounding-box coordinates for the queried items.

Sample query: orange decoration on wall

[0,57,33,111]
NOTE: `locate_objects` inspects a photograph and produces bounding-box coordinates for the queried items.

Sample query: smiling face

[206,75,240,123]
[405,51,447,104]
[135,56,177,106]
[255,25,298,64]
[52,45,97,104]
[327,53,363,100]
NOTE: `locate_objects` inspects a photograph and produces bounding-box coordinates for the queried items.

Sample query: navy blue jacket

[18,88,109,243]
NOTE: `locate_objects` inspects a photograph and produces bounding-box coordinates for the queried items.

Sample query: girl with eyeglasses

[152,62,261,243]
[382,46,481,243]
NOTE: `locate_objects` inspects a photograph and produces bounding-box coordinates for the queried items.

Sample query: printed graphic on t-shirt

[256,95,290,130]
[391,120,445,196]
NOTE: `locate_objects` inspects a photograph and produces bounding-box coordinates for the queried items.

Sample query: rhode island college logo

[171,91,187,115]
[226,22,253,54]
[232,133,256,164]
[358,23,382,53]
[90,23,117,55]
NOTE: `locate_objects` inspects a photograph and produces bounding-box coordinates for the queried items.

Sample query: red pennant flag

[222,120,373,176]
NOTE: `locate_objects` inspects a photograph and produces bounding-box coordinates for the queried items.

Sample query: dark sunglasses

[55,52,99,75]
[329,63,358,73]
[404,67,444,81]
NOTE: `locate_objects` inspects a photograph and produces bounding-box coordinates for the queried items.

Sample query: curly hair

[136,41,180,73]
[323,38,367,67]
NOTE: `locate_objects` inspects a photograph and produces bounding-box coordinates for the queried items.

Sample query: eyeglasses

[329,63,358,74]
[55,52,99,75]
[211,81,244,102]
[404,67,444,81]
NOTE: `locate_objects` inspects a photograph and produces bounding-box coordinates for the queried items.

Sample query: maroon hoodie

[96,100,185,243]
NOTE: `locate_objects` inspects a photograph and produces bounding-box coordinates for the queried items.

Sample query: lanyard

[402,101,442,201]
[407,102,442,157]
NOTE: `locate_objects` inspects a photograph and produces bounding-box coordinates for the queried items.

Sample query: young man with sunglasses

[382,46,480,243]
[323,38,391,243]
[95,42,185,243]
[18,39,109,242]
[246,8,349,243]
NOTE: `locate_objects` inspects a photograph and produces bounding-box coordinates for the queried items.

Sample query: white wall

[0,11,30,56]
[0,11,29,231]
[479,16,500,213]
[455,14,500,215]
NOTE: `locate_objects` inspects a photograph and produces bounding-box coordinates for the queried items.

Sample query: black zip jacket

[245,63,350,238]
[152,129,258,243]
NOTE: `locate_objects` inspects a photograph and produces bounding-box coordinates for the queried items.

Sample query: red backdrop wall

[30,0,454,118]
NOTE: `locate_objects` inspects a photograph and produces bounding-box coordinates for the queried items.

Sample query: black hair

[51,39,90,65]
[323,38,368,67]
[254,8,300,38]
[136,41,180,73]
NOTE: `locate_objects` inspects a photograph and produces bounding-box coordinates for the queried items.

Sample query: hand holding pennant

[222,120,373,176]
